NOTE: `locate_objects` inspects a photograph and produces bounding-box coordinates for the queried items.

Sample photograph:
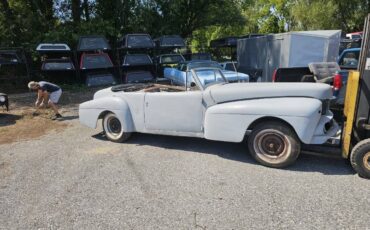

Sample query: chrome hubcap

[253,129,290,162]
[257,132,286,157]
[107,117,121,135]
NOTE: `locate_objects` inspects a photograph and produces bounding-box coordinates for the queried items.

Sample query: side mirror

[190,82,196,87]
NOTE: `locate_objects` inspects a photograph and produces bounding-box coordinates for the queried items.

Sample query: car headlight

[0,96,5,103]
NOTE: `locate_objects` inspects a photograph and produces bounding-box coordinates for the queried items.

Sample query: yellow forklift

[332,14,370,179]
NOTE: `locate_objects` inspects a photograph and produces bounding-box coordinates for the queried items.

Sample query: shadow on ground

[92,132,355,176]
[0,113,23,127]
[59,115,79,121]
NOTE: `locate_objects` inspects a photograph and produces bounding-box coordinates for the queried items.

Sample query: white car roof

[36,43,71,51]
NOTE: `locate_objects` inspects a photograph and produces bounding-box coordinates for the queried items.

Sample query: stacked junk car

[77,35,117,87]
[36,43,76,84]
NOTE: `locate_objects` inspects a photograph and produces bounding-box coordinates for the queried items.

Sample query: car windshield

[78,37,110,50]
[126,71,154,82]
[351,34,361,39]
[188,62,222,70]
[192,68,226,89]
[127,35,154,48]
[224,62,237,71]
[339,51,360,68]
[81,54,113,69]
[43,61,74,70]
[123,55,152,65]
[86,73,115,87]
[0,53,20,64]
[161,55,184,64]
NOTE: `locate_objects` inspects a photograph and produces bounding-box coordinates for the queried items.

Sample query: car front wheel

[248,121,301,168]
[102,112,131,143]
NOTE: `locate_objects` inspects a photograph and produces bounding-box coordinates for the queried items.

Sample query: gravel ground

[1,100,370,229]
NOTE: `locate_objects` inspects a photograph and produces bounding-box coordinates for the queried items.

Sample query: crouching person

[28,81,62,120]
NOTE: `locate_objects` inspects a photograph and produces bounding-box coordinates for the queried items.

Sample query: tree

[82,0,90,21]
[95,0,138,36]
[335,0,369,32]
[71,0,81,24]
[0,0,369,53]
[241,0,291,34]
[152,0,245,38]
[290,0,339,31]
[0,0,18,45]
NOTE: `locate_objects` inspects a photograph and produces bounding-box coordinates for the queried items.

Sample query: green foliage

[290,0,340,30]
[335,0,370,32]
[241,0,291,33]
[0,0,369,54]
[191,25,245,52]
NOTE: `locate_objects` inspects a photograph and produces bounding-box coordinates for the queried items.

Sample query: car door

[144,91,204,133]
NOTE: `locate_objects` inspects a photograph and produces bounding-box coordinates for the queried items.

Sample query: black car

[154,35,186,49]
[80,52,117,87]
[77,36,111,51]
[0,48,30,91]
[36,43,77,84]
[121,54,155,83]
[118,34,155,50]
[154,54,185,78]
[77,35,117,87]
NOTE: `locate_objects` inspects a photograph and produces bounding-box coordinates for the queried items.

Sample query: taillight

[272,69,277,82]
[333,72,342,91]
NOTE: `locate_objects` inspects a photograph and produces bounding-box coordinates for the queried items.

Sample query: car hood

[204,82,332,106]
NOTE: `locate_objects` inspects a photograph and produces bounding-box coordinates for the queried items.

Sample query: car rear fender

[204,97,323,143]
[79,96,134,131]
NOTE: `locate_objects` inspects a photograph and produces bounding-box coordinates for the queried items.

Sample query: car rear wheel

[102,112,131,143]
[350,139,370,179]
[248,121,301,168]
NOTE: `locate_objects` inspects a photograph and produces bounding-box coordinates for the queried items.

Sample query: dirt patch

[7,88,99,109]
[0,108,68,145]
[0,89,97,145]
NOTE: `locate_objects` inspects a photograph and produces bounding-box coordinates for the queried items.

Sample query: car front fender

[204,97,327,144]
[79,96,134,131]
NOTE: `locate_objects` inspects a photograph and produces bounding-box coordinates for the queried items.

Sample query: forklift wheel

[350,139,370,179]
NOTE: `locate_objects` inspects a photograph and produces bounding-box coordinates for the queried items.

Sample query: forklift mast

[353,14,370,142]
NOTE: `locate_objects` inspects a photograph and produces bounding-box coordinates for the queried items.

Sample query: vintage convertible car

[79,68,339,168]
[164,60,249,85]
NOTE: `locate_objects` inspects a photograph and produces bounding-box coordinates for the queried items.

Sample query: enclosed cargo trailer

[237,30,341,82]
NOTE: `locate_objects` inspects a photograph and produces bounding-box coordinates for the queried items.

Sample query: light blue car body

[164,61,249,85]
